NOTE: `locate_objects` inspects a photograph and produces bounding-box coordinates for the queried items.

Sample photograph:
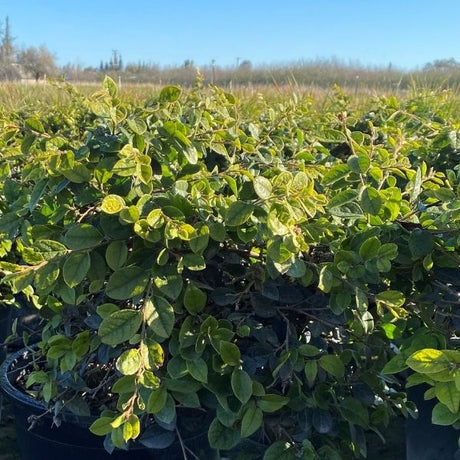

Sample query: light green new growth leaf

[103,75,118,98]
[101,195,126,215]
[375,290,405,308]
[254,176,272,200]
[406,349,451,374]
[318,265,334,293]
[116,348,142,375]
[127,118,147,135]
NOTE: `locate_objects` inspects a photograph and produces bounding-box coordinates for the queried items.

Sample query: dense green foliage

[0,79,459,458]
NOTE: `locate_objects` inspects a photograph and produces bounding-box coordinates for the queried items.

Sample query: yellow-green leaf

[101,195,126,214]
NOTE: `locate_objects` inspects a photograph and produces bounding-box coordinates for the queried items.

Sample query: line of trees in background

[0,17,56,81]
[3,16,460,91]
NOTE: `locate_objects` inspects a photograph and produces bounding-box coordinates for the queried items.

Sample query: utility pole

[1,16,14,63]
[211,59,216,84]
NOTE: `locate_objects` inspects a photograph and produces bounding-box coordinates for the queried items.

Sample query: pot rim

[1,346,214,436]
[0,346,48,412]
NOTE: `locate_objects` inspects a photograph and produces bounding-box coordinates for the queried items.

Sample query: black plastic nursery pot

[406,385,460,460]
[0,348,217,460]
[0,305,12,363]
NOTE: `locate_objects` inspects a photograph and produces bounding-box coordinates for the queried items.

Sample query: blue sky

[0,0,459,70]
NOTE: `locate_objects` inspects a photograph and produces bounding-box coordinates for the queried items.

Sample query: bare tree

[17,45,57,81]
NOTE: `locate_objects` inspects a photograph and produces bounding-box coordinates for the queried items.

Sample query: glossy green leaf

[105,241,128,271]
[409,229,434,258]
[340,397,369,427]
[359,236,381,260]
[241,406,263,438]
[106,267,149,300]
[319,355,345,379]
[145,297,175,339]
[147,387,168,414]
[159,86,181,103]
[154,274,183,300]
[432,402,460,425]
[89,417,114,436]
[63,251,90,287]
[154,394,176,424]
[435,382,460,413]
[361,186,382,215]
[263,441,297,460]
[64,224,104,250]
[226,201,254,226]
[321,164,349,186]
[347,154,370,173]
[98,310,142,346]
[304,360,318,386]
[328,189,358,208]
[186,358,208,383]
[208,418,241,450]
[257,394,289,412]
[183,282,207,315]
[231,368,252,404]
[220,341,241,366]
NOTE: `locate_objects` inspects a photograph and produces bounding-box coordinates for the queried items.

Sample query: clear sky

[0,0,459,70]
